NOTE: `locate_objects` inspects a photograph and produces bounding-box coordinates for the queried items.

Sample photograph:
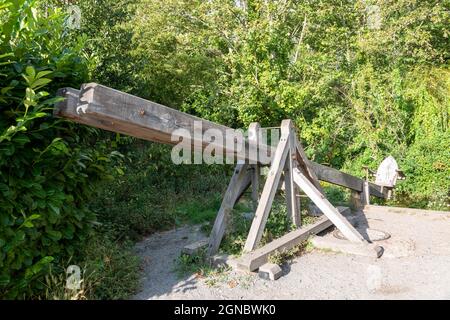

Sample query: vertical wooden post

[248,123,261,211]
[350,190,364,211]
[363,181,370,206]
[283,121,301,227]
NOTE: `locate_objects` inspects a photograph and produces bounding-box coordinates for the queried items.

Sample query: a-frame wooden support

[208,119,369,258]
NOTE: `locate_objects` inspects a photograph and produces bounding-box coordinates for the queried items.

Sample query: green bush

[0,0,120,298]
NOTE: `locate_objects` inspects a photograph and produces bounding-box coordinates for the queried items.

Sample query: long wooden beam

[54,84,388,198]
[236,215,333,271]
[310,162,387,198]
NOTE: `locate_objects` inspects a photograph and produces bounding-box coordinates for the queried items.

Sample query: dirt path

[133,208,450,300]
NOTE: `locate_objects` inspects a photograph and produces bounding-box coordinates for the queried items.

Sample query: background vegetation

[0,0,448,299]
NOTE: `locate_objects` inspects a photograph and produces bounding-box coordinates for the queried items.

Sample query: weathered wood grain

[283,121,301,227]
[243,121,290,252]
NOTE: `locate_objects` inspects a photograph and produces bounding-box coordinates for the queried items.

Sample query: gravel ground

[133,208,450,300]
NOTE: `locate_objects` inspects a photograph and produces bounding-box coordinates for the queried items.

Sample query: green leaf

[0,52,13,59]
[12,135,30,145]
[30,78,52,89]
[48,203,60,215]
[36,70,53,79]
[47,230,62,241]
[0,274,10,287]
[25,66,36,79]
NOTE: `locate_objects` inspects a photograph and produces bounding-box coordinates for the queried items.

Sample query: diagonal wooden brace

[207,163,251,256]
[292,168,366,243]
[243,120,291,252]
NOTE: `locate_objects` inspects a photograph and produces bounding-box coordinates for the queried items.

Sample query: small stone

[258,263,282,281]
[181,239,208,255]
[210,253,231,268]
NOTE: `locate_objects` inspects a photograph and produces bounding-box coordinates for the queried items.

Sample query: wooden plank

[56,83,273,164]
[248,123,260,210]
[243,126,290,252]
[310,162,387,198]
[236,216,333,271]
[55,85,388,198]
[236,171,252,204]
[363,205,450,216]
[293,168,366,244]
[207,164,251,256]
[283,121,301,227]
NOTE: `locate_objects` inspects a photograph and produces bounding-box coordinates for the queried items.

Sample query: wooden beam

[248,123,260,210]
[55,84,388,198]
[310,162,387,198]
[207,164,251,256]
[54,88,80,118]
[293,168,366,244]
[283,121,301,227]
[236,216,333,271]
[350,190,364,211]
[243,123,290,252]
[55,84,273,164]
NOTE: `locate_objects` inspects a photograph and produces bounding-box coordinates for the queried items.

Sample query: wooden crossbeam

[56,84,269,164]
[310,162,387,198]
[236,215,333,272]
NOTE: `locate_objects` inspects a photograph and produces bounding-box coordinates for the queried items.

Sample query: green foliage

[34,235,139,300]
[268,242,309,266]
[2,0,445,299]
[89,141,231,241]
[0,0,122,298]
[75,0,137,92]
[173,250,213,279]
[123,0,448,208]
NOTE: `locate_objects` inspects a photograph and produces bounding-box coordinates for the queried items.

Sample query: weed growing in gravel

[268,240,311,265]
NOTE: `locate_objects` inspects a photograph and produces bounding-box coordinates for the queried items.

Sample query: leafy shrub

[0,1,120,298]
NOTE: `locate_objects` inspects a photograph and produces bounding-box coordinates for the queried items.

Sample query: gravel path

[133,208,450,300]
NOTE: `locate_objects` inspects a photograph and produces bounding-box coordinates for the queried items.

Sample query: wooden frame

[239,122,366,256]
[54,84,388,262]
